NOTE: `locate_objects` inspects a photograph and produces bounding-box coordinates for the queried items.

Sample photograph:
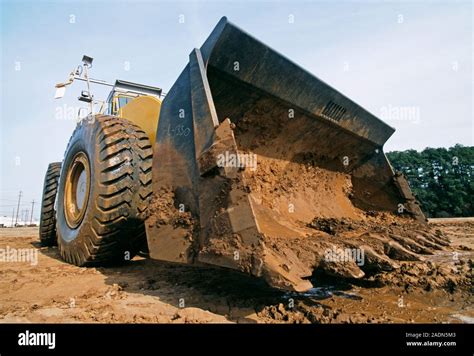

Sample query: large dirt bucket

[145,17,425,291]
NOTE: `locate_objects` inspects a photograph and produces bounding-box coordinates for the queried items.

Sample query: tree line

[387,145,473,218]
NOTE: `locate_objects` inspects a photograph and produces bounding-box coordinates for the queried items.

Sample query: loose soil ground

[0,222,471,323]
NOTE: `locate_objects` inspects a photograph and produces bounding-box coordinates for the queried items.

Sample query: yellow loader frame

[106,87,161,145]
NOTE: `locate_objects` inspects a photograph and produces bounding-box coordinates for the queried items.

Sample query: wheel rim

[64,152,91,229]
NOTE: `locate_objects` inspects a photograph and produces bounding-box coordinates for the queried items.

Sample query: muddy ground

[0,221,472,324]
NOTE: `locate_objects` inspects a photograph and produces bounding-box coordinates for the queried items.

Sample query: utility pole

[11,208,14,227]
[30,200,35,225]
[14,190,22,226]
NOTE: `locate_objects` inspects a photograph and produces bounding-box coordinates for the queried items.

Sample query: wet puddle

[283,285,362,301]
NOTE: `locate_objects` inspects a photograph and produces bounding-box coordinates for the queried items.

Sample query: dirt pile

[263,215,472,292]
[377,259,472,292]
[246,156,359,221]
[146,187,195,233]
[257,300,392,324]
[227,109,470,292]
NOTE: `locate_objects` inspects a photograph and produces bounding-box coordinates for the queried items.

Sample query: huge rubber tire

[56,115,153,266]
[39,162,62,246]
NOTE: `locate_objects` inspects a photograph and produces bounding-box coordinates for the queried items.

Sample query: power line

[14,191,22,226]
[30,200,35,225]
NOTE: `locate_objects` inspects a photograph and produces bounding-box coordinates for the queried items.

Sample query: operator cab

[104,80,162,116]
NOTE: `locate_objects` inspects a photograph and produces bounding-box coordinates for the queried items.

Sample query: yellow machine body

[115,95,161,144]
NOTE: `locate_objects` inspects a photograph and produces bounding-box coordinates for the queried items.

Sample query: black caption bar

[0,324,471,355]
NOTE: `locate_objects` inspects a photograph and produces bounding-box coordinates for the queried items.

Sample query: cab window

[118,96,132,108]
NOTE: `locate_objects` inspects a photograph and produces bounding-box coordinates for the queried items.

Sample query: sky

[0,0,472,222]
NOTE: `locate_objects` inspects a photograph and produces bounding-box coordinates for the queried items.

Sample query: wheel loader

[40,17,429,292]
